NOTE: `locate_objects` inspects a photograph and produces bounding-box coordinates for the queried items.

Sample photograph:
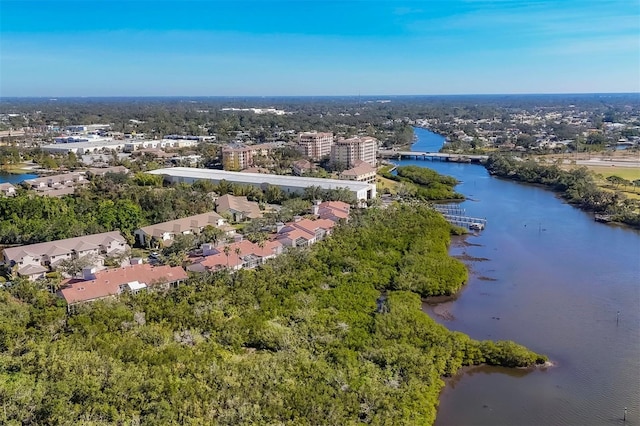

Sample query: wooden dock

[442,214,487,230]
[431,204,487,230]
[432,204,466,216]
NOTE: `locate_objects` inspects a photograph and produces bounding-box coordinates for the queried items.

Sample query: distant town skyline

[1,0,639,97]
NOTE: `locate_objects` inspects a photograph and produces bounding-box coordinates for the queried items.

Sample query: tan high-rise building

[297,131,334,161]
[330,136,378,168]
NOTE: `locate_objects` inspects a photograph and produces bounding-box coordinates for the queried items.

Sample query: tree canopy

[0,203,545,425]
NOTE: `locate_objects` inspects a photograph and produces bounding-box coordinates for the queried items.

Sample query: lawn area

[583,166,640,181]
[0,164,34,174]
[376,174,398,195]
[590,168,640,200]
[561,163,640,200]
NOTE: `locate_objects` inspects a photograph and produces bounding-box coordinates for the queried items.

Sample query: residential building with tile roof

[292,159,316,176]
[331,136,378,168]
[339,160,377,183]
[2,231,129,280]
[313,200,351,222]
[134,211,230,247]
[188,239,283,273]
[297,131,334,161]
[60,263,188,306]
[215,194,263,222]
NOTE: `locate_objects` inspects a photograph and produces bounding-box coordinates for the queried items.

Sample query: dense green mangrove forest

[0,204,545,425]
[379,165,465,201]
[485,154,640,228]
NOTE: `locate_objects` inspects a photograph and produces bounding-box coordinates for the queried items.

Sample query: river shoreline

[410,126,639,426]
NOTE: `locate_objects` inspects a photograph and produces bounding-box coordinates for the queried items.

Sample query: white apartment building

[331,136,378,168]
[297,131,334,161]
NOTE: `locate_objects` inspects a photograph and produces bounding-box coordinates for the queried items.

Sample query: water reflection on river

[401,128,640,426]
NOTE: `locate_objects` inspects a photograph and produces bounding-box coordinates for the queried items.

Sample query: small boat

[469,222,485,231]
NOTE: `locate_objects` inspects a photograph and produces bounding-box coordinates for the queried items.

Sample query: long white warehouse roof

[147,167,374,194]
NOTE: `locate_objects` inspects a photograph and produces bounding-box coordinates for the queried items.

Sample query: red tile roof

[197,239,283,271]
[60,264,187,305]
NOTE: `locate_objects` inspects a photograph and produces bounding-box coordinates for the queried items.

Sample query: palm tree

[223,245,230,268]
[234,247,242,268]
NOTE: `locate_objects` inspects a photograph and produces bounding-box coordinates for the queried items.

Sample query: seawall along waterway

[402,127,640,426]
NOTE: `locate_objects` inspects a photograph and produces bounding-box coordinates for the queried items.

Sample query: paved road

[574,158,640,168]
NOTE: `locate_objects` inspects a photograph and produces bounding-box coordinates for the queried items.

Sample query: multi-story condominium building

[222,143,276,171]
[297,132,334,161]
[330,136,378,168]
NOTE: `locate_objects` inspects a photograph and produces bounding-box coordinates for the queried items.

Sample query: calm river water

[400,128,640,426]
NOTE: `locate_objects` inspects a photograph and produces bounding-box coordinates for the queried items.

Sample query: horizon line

[1,92,639,100]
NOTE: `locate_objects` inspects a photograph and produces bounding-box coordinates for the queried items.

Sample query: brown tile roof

[17,264,48,277]
[86,166,129,175]
[137,212,225,238]
[340,160,376,177]
[3,231,126,263]
[215,194,262,219]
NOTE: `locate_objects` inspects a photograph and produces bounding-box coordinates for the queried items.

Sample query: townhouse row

[1,200,350,309]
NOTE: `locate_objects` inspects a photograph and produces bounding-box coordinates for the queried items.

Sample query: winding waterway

[400,128,640,426]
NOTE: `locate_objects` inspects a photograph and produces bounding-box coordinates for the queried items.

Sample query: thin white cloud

[404,0,639,38]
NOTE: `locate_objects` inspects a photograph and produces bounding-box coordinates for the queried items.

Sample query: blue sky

[1,0,639,96]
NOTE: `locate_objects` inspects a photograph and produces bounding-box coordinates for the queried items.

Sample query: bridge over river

[379,150,488,163]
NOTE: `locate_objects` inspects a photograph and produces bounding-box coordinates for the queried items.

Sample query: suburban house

[59,262,188,307]
[215,194,262,222]
[2,231,130,280]
[275,226,316,248]
[313,200,351,222]
[134,211,230,247]
[339,160,377,183]
[275,217,337,247]
[187,238,283,273]
[0,183,16,197]
[23,172,86,190]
